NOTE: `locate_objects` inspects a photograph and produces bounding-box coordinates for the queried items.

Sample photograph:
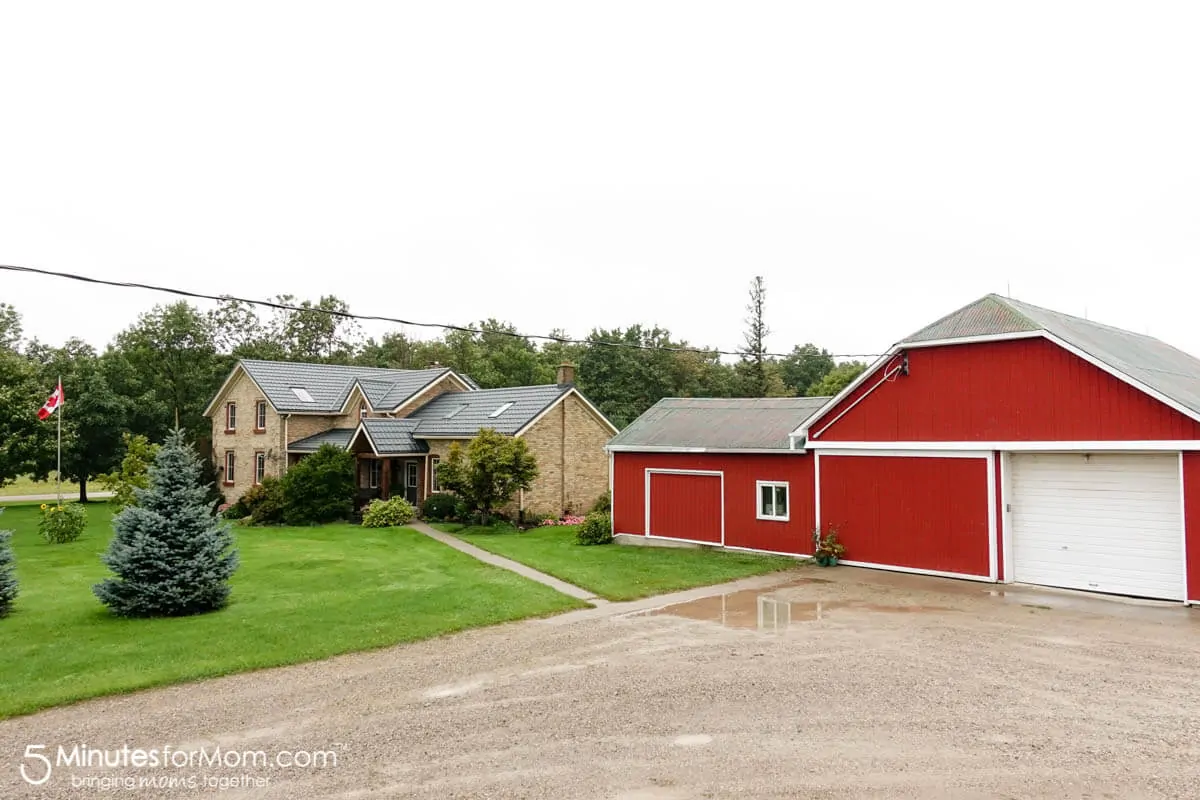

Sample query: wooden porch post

[381,458,392,500]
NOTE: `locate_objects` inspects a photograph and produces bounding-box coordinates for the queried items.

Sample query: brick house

[202,360,617,516]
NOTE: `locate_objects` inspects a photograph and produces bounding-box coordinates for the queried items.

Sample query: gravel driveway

[4,567,1200,799]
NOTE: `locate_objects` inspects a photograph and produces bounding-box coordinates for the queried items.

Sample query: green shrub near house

[238,476,285,525]
[280,444,355,525]
[38,502,87,544]
[362,497,416,528]
[421,492,461,521]
[575,511,613,546]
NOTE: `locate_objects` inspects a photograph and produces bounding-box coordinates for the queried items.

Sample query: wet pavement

[4,565,1200,799]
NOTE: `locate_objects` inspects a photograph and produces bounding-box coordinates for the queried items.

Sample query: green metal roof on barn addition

[902,294,1200,418]
[606,397,831,451]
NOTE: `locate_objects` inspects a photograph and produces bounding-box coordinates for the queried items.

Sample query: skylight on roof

[444,404,468,419]
[488,401,515,418]
[290,387,315,403]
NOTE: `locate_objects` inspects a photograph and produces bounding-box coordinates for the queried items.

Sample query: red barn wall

[813,338,1200,442]
[646,472,722,544]
[612,452,815,555]
[1185,453,1200,602]
[819,454,992,578]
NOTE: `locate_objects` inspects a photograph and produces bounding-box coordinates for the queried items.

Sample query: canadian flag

[38,382,64,420]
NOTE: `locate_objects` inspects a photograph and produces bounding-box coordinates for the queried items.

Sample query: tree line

[0,279,867,499]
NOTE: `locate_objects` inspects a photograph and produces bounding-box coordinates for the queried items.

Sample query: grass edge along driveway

[440,523,802,601]
[0,502,585,720]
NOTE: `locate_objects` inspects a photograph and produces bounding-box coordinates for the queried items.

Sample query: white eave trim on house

[346,422,380,456]
[605,445,803,455]
[513,387,620,438]
[804,439,1200,452]
[202,362,278,418]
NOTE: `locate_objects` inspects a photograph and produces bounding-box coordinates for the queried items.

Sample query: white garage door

[1010,453,1184,601]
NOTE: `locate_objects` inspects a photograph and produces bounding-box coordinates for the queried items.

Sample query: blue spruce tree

[94,428,239,617]
[0,510,17,618]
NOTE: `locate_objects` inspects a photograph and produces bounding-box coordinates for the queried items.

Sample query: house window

[255,401,267,431]
[225,402,237,432]
[360,401,368,418]
[406,461,419,489]
[757,481,789,522]
[430,456,441,492]
[224,451,236,485]
[368,460,383,489]
[254,452,266,485]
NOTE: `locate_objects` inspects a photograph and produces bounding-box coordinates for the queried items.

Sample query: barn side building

[608,294,1200,604]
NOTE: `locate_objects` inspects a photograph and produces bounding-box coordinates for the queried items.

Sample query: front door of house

[404,460,419,504]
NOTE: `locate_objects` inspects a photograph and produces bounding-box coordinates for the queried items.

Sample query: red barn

[608,294,1200,604]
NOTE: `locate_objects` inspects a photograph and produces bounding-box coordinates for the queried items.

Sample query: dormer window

[360,401,368,418]
[488,401,515,418]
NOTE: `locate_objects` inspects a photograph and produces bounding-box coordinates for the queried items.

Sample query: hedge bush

[243,477,285,525]
[362,497,417,528]
[575,511,613,546]
[281,444,356,525]
[421,492,461,521]
[590,491,611,514]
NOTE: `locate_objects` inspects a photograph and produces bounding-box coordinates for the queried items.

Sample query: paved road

[4,567,1199,799]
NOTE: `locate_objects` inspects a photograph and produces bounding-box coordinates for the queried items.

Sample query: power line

[0,263,886,360]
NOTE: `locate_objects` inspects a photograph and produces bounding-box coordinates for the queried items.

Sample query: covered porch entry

[347,419,431,508]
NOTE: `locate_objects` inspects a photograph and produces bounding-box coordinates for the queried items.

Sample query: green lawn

[0,503,585,719]
[0,474,80,497]
[441,523,802,601]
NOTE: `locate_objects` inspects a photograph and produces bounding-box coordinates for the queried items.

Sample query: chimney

[427,361,442,369]
[556,362,576,386]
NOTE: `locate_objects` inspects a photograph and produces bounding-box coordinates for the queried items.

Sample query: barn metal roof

[902,294,1200,418]
[606,397,830,451]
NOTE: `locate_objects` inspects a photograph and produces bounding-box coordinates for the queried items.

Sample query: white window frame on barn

[756,481,789,522]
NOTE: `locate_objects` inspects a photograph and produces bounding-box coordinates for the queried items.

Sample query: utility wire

[0,263,886,360]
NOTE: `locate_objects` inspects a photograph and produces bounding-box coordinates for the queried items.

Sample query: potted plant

[812,526,845,567]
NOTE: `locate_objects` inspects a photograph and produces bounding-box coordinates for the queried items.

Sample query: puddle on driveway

[640,581,955,632]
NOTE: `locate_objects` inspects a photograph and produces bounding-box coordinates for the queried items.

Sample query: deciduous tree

[436,429,539,524]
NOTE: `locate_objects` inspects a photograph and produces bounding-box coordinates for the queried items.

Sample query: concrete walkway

[0,491,112,503]
[411,521,608,605]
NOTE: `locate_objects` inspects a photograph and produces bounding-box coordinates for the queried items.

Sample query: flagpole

[56,375,62,506]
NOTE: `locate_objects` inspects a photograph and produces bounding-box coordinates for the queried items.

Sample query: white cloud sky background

[2,1,1198,362]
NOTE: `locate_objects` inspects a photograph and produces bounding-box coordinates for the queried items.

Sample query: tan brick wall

[208,370,285,503]
[518,394,613,517]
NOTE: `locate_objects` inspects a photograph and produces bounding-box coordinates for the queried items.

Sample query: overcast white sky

[2,2,1198,362]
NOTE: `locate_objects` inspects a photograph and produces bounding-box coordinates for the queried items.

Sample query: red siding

[613,452,815,555]
[1185,453,1200,602]
[819,455,991,577]
[648,472,722,543]
[814,338,1200,442]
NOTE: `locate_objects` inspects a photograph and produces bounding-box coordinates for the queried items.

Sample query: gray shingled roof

[901,294,1200,418]
[607,397,830,451]
[358,419,428,455]
[287,427,356,453]
[239,360,453,413]
[406,385,571,436]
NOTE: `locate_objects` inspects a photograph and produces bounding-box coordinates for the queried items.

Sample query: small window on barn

[756,481,789,522]
[290,387,315,403]
[488,401,515,418]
